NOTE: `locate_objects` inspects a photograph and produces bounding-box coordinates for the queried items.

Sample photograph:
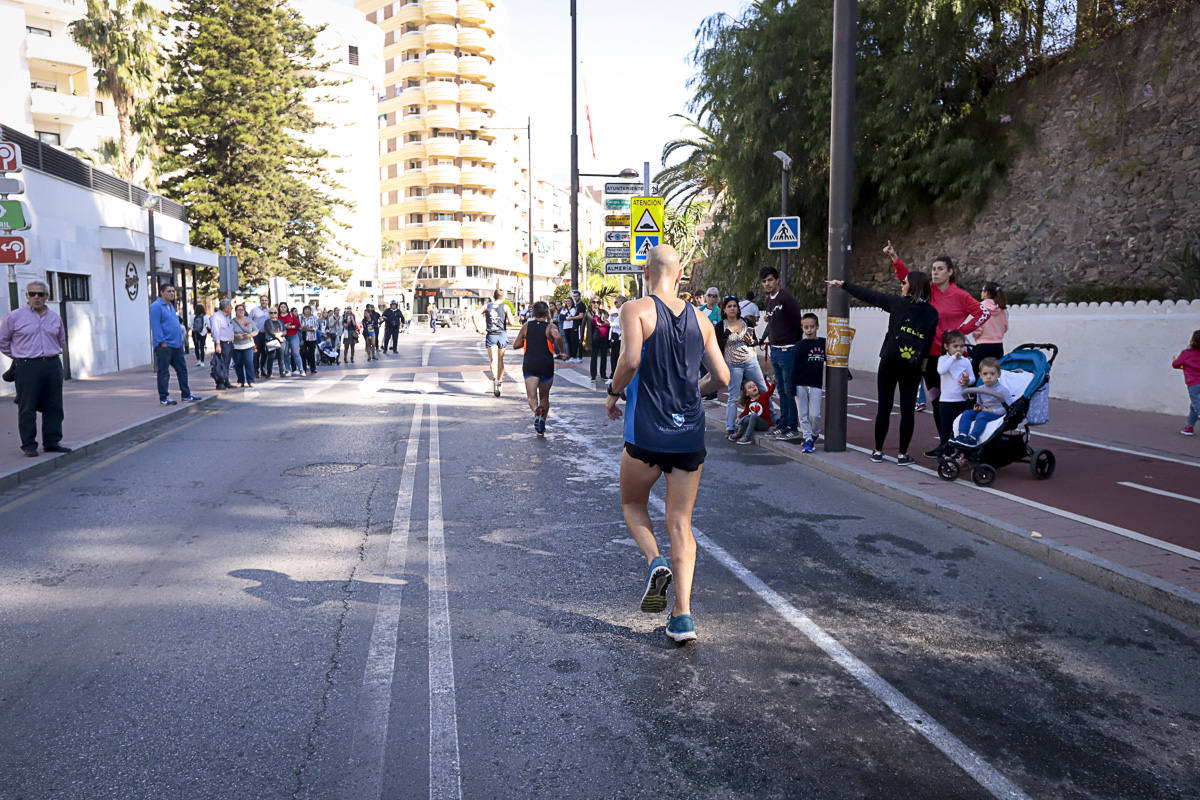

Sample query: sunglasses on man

[27,291,46,298]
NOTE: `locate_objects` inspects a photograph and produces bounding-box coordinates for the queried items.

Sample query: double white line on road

[356,393,463,800]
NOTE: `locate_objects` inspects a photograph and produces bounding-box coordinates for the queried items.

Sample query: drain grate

[283,462,365,477]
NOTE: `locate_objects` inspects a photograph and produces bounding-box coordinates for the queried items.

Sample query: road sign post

[629,197,663,266]
[604,262,643,275]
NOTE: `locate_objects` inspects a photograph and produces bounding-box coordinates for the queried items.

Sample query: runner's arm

[512,322,528,350]
[606,302,646,419]
[547,323,566,355]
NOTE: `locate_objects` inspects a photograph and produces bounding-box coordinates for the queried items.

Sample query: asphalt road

[0,330,1197,800]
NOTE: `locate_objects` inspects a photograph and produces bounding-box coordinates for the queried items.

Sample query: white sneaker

[291,370,300,376]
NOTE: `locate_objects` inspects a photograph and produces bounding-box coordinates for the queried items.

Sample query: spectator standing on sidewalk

[0,280,70,457]
[1172,330,1200,436]
[191,302,208,366]
[827,272,938,466]
[248,296,271,378]
[382,301,404,354]
[362,304,380,362]
[261,308,286,378]
[299,306,320,374]
[759,266,804,440]
[971,282,1008,376]
[934,330,974,455]
[229,304,258,388]
[563,290,586,361]
[588,306,611,385]
[209,299,235,390]
[279,303,302,376]
[701,288,722,326]
[884,241,989,443]
[150,284,198,406]
[342,307,360,362]
[608,296,626,379]
[795,313,826,453]
[715,296,765,439]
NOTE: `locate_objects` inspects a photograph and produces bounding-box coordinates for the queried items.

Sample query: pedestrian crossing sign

[633,235,659,264]
[767,216,801,250]
[629,196,664,264]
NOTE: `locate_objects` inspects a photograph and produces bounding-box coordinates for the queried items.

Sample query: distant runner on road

[605,245,729,643]
[512,301,566,437]
[475,288,516,397]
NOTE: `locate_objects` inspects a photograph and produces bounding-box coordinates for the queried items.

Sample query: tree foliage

[156,0,349,290]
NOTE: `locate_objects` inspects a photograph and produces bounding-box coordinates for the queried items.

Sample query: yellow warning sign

[629,197,664,265]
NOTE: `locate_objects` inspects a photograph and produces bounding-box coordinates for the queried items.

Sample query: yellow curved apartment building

[356,0,505,315]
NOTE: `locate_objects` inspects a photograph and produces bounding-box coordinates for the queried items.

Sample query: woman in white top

[608,296,626,378]
[715,296,767,437]
[230,303,259,388]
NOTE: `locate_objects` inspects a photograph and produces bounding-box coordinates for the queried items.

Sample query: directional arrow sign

[604,198,629,210]
[767,216,801,250]
[0,142,20,172]
[605,246,630,259]
[0,236,30,264]
[0,200,29,231]
[604,182,642,194]
[604,230,630,242]
[605,215,630,227]
[604,262,643,274]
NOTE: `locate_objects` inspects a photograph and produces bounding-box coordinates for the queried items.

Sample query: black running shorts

[624,442,706,473]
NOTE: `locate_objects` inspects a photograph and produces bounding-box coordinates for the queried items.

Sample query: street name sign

[0,236,30,264]
[630,197,664,265]
[0,178,24,195]
[605,198,629,210]
[0,200,29,231]
[604,262,643,274]
[604,230,629,242]
[0,142,20,172]
[767,216,801,250]
[604,182,642,194]
[605,214,630,227]
[605,246,630,259]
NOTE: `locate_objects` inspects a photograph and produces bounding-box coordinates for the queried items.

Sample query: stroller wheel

[937,457,960,482]
[971,464,997,487]
[1031,449,1056,480]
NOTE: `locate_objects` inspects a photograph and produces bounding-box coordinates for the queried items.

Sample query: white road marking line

[1117,481,1200,506]
[356,398,423,800]
[848,393,1200,469]
[301,374,344,399]
[425,402,463,800]
[422,341,434,367]
[553,414,1030,800]
[847,413,871,421]
[842,443,1200,562]
[359,370,390,396]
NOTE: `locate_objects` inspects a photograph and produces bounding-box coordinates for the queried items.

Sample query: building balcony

[423,246,463,266]
[402,223,428,238]
[457,0,489,24]
[396,86,425,106]
[457,82,489,106]
[423,80,457,103]
[461,193,495,214]
[400,251,429,269]
[397,140,426,160]
[461,221,495,240]
[396,171,428,189]
[424,108,459,130]
[458,110,485,131]
[423,164,460,184]
[29,88,93,123]
[399,29,424,48]
[396,59,424,80]
[459,138,492,161]
[423,23,457,49]
[422,0,458,20]
[459,165,493,188]
[426,220,462,240]
[21,0,83,22]
[457,55,490,81]
[424,137,459,158]
[425,193,461,213]
[389,116,425,136]
[423,52,458,77]
[462,248,492,266]
[25,32,91,73]
[381,201,413,220]
[395,2,424,25]
[457,27,491,53]
[397,196,428,215]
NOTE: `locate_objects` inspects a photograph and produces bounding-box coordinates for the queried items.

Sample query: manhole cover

[283,463,364,477]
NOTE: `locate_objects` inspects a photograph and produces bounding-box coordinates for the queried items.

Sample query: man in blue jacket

[150,284,199,406]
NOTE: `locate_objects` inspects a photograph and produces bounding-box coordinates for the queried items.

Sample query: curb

[705,409,1200,628]
[0,394,219,495]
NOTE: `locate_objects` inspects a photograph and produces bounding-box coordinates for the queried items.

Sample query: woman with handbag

[229,303,259,388]
[261,308,286,378]
[826,272,938,466]
[299,305,320,374]
[342,308,359,364]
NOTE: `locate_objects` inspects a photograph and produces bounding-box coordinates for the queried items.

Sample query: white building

[1,127,217,395]
[0,0,119,154]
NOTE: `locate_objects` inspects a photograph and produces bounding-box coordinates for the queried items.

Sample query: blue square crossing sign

[767,216,801,250]
[633,234,659,263]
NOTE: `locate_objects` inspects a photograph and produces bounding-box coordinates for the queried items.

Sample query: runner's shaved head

[644,244,681,283]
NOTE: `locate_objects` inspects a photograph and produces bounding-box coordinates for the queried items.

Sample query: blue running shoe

[639,556,672,613]
[665,613,697,643]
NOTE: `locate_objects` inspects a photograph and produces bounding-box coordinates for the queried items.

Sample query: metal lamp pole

[569,0,580,293]
[824,0,857,453]
[527,116,534,305]
[772,151,792,287]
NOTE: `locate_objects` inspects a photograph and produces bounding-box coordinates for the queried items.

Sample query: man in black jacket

[381,301,405,354]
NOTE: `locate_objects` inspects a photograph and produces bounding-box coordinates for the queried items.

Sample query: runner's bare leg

[523,376,540,414]
[537,381,552,416]
[620,451,663,564]
[662,465,702,616]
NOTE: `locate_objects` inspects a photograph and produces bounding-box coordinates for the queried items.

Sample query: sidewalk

[0,364,217,492]
[705,372,1200,627]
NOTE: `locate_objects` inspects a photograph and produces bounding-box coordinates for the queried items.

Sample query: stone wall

[852,4,1200,301]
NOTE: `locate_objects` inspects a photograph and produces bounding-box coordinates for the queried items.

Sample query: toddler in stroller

[938,343,1057,487]
[318,331,340,366]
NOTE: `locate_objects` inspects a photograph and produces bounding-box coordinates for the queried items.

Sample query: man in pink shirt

[0,280,70,457]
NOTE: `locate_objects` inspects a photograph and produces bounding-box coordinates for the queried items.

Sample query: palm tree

[69,0,162,182]
[653,112,722,211]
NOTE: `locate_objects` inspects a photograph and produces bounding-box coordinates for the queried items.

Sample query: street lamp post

[569,0,580,293]
[143,193,161,366]
[772,150,792,287]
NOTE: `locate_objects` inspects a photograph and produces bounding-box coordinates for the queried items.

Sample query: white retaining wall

[800,300,1200,415]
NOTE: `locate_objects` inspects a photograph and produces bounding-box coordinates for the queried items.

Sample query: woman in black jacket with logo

[827,272,938,465]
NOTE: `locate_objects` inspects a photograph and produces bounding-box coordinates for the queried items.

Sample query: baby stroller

[937,343,1057,487]
[317,335,340,366]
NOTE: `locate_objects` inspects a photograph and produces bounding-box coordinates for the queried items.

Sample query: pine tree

[157,0,349,289]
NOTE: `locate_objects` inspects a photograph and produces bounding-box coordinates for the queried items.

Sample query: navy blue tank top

[624,296,705,452]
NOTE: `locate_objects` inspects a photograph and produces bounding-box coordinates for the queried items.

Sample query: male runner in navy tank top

[512,301,565,437]
[605,245,729,643]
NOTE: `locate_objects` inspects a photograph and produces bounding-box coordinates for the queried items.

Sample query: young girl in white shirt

[932,330,973,456]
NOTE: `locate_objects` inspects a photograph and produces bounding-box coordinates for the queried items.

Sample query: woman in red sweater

[884,241,990,448]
